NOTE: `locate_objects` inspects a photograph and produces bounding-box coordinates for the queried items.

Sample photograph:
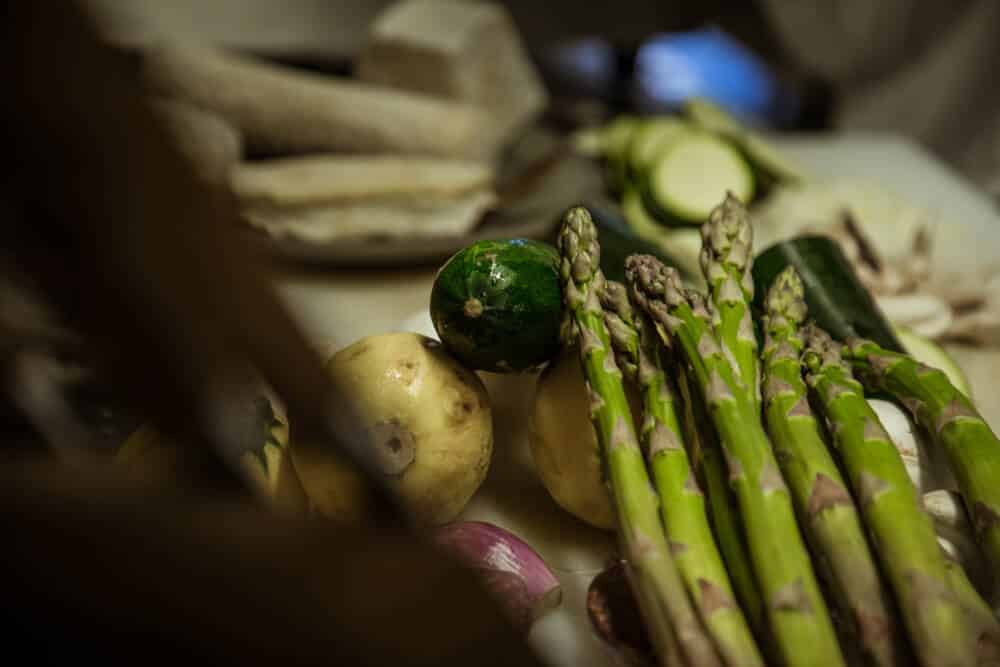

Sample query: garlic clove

[923,490,991,597]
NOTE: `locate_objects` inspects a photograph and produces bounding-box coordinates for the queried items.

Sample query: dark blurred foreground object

[1,464,540,667]
[0,3,543,664]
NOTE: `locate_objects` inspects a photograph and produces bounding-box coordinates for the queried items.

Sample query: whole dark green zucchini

[752,235,903,351]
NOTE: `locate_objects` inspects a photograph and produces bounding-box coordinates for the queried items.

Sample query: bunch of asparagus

[556,196,1000,667]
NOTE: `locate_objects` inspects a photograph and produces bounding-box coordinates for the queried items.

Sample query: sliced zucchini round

[602,115,641,194]
[642,131,755,225]
[626,117,688,179]
[684,97,806,185]
[621,185,703,279]
[683,97,745,137]
[741,133,806,185]
[895,327,973,398]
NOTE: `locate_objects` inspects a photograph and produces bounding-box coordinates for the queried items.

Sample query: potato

[292,332,493,525]
[115,394,309,514]
[529,346,616,531]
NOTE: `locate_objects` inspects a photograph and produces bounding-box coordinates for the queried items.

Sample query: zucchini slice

[602,115,641,194]
[641,131,755,226]
[621,185,703,280]
[584,199,688,283]
[683,97,745,137]
[683,97,806,185]
[625,117,688,179]
[895,327,973,397]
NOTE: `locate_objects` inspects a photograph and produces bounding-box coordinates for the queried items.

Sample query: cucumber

[430,239,563,373]
[625,117,687,179]
[895,327,973,397]
[641,130,755,226]
[752,235,903,351]
[683,97,806,185]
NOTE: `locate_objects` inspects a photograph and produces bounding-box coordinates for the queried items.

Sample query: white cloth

[760,0,1000,196]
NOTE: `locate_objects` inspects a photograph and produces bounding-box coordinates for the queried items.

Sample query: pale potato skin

[529,347,616,531]
[293,332,493,525]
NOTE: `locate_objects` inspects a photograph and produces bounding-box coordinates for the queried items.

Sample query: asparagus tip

[764,266,808,326]
[699,193,753,281]
[557,206,601,303]
[802,323,847,373]
[599,280,633,322]
[624,254,686,308]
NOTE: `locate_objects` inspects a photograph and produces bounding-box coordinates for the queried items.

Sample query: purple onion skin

[433,521,562,634]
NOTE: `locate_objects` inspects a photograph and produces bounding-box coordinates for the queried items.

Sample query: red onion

[434,521,562,633]
[587,560,654,666]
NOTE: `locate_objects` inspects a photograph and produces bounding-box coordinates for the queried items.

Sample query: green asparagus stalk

[699,193,760,414]
[626,252,845,667]
[558,207,722,667]
[844,338,1000,595]
[943,557,1000,664]
[803,325,978,667]
[601,280,764,667]
[675,365,770,653]
[762,268,906,667]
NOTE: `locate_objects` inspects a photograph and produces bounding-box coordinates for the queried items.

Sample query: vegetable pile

[540,197,999,666]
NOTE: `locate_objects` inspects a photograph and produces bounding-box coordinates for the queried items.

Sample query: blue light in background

[543,36,617,98]
[632,27,788,127]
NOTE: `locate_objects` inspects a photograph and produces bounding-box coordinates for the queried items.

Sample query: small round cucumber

[430,239,563,373]
[642,131,755,225]
[895,327,973,397]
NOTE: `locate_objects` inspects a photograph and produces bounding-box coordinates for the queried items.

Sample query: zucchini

[752,235,903,351]
[602,115,641,194]
[625,117,687,179]
[621,185,703,280]
[895,327,973,397]
[584,199,689,284]
[683,97,806,185]
[683,97,745,137]
[430,239,563,373]
[641,130,755,226]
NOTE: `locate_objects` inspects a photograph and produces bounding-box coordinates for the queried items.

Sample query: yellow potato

[116,397,309,514]
[529,346,616,530]
[292,332,493,525]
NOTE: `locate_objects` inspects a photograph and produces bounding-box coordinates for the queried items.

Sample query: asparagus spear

[601,280,765,667]
[699,193,760,413]
[844,338,1000,595]
[803,325,978,667]
[944,557,1000,664]
[674,363,770,653]
[558,207,722,667]
[762,268,907,667]
[626,253,845,667]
